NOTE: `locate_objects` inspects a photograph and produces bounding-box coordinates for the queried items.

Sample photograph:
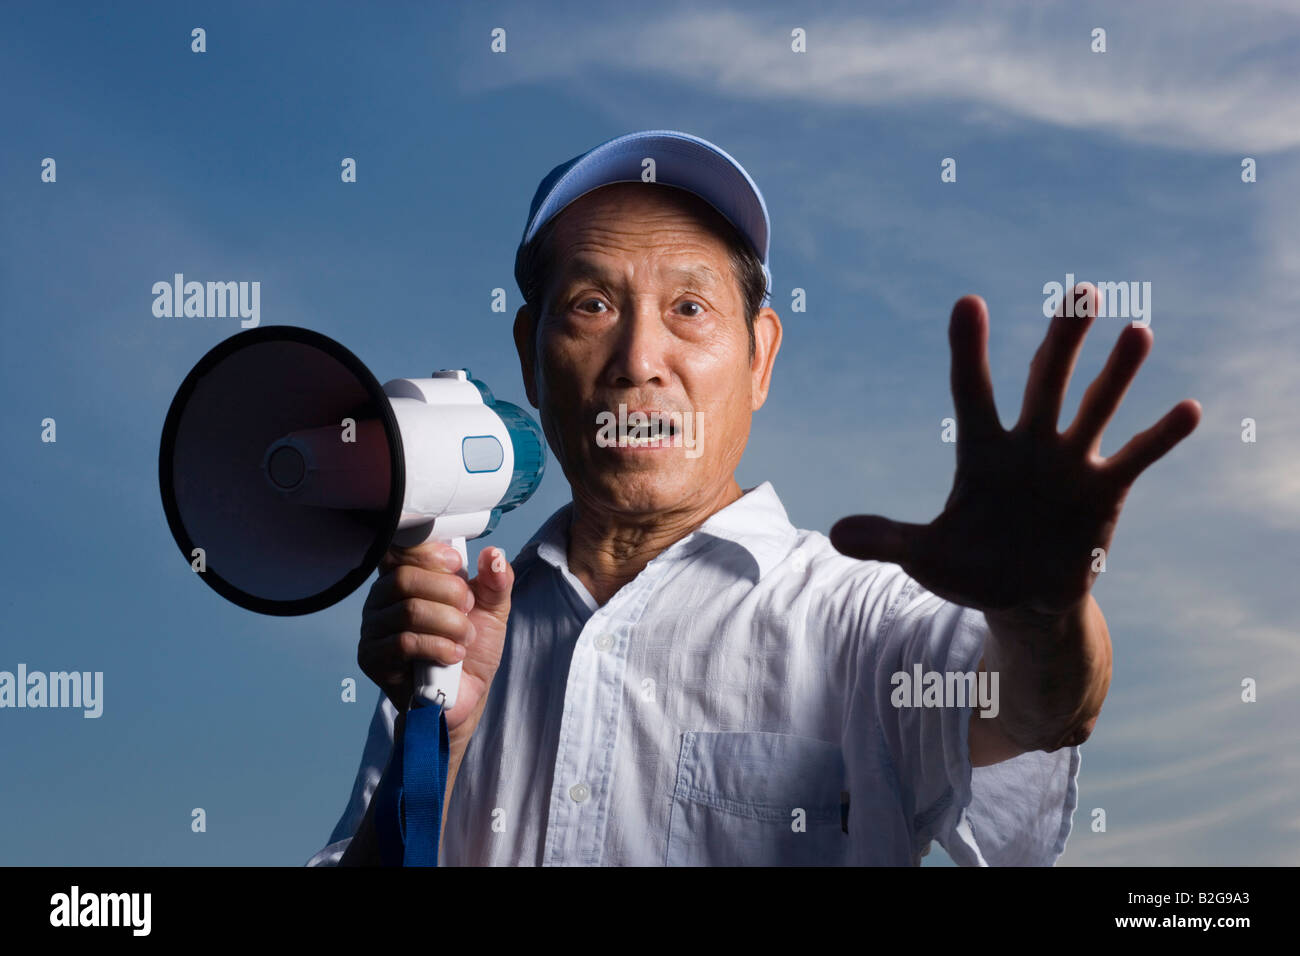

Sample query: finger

[469,546,514,627]
[1017,283,1097,435]
[949,295,1003,440]
[829,515,926,566]
[356,641,413,709]
[360,597,477,647]
[1103,399,1202,488]
[1064,323,1153,457]
[377,540,462,577]
[364,564,474,615]
[359,630,467,682]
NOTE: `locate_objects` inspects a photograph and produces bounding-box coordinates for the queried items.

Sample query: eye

[575,298,609,314]
[676,300,705,317]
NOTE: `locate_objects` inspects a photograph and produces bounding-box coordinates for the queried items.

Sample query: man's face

[515,182,780,519]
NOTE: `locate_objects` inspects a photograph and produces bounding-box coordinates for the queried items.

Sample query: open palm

[831,286,1200,617]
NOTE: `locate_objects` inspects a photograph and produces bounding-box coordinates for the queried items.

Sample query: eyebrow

[666,264,722,288]
[554,256,619,285]
[554,256,722,290]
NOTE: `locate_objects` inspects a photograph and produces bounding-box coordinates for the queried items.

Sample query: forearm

[982,594,1112,753]
[338,789,382,866]
[338,692,488,866]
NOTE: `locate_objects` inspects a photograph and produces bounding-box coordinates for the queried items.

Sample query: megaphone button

[462,435,504,473]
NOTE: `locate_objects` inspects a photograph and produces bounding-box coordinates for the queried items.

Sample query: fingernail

[490,548,507,574]
[443,546,461,571]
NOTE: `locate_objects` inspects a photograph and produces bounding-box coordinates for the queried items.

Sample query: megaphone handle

[413,535,469,712]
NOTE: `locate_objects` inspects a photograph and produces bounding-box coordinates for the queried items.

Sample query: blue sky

[1,0,1297,866]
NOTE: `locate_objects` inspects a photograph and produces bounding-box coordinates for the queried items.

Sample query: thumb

[468,545,514,625]
[829,515,925,566]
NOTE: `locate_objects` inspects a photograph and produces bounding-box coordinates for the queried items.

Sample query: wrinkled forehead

[547,181,737,255]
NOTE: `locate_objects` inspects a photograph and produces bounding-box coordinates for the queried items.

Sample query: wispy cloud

[1061,562,1300,864]
[463,1,1300,153]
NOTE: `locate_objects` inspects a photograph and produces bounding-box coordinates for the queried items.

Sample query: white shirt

[306,481,1080,866]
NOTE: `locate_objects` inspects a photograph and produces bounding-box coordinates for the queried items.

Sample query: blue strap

[374,702,449,867]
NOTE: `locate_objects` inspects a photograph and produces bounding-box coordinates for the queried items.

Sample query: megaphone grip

[413,536,469,711]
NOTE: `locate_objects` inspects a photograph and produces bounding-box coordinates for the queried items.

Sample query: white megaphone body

[159,326,546,711]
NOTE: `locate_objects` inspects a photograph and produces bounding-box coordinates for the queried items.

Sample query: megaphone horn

[158,325,545,710]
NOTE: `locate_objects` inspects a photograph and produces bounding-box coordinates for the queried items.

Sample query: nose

[606,297,671,389]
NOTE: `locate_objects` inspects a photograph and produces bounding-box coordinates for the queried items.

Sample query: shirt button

[594,633,615,651]
[569,783,591,803]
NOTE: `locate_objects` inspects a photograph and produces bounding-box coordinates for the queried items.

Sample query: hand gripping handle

[412,535,468,711]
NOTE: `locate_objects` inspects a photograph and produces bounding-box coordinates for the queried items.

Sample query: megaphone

[158,325,546,711]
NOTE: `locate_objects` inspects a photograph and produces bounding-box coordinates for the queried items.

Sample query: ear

[513,304,539,408]
[750,306,782,411]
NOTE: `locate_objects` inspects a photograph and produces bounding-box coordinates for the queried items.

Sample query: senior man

[307,130,1199,866]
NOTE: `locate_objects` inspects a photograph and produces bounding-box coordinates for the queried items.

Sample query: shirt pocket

[666,730,849,866]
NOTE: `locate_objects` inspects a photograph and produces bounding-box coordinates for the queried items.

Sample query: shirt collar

[515,481,798,582]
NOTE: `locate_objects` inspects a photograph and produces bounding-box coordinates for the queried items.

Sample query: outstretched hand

[831,285,1200,617]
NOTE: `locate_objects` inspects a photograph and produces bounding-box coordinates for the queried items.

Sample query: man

[307,130,1199,866]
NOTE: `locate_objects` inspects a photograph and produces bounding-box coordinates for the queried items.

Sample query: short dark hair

[515,195,768,360]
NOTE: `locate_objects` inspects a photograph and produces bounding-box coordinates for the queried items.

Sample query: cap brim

[521,130,770,302]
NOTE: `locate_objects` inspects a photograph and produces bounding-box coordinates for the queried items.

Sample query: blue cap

[514,129,772,307]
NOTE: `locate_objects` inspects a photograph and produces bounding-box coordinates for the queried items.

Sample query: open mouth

[624,416,677,445]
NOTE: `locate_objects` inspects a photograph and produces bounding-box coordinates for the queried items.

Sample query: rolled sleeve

[874,576,1080,866]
